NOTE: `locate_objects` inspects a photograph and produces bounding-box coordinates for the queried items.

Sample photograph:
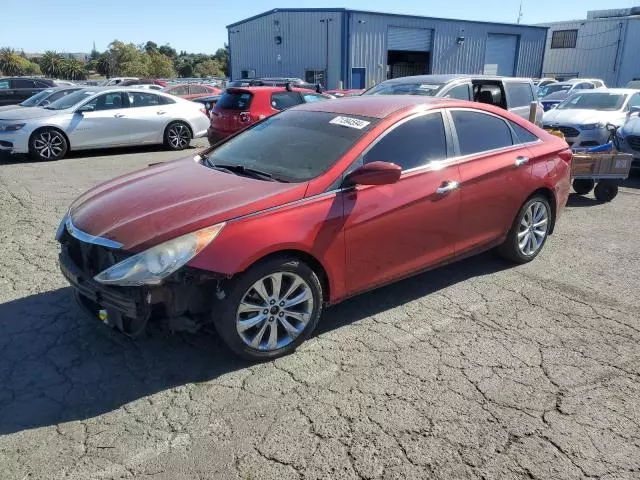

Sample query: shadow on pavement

[566,193,601,207]
[0,251,511,435]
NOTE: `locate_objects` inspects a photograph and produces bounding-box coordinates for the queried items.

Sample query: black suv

[0,77,59,106]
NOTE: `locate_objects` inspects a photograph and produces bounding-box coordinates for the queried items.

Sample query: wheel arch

[29,126,71,152]
[528,187,557,234]
[240,249,331,305]
[164,119,194,138]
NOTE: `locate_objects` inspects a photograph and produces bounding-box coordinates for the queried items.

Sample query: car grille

[626,135,640,152]
[59,228,131,277]
[544,125,580,138]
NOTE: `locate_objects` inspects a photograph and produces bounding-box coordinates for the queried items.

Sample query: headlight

[580,122,604,130]
[0,123,26,132]
[94,223,225,286]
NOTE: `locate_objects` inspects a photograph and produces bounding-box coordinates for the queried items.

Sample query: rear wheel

[594,181,618,202]
[572,179,595,195]
[212,256,323,360]
[29,128,68,161]
[164,121,192,150]
[498,195,551,264]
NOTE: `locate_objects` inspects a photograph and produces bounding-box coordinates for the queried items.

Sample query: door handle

[436,181,460,195]
[515,156,529,167]
[157,110,166,115]
[114,113,125,118]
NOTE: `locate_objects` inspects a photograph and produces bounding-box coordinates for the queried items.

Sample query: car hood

[0,107,63,121]
[0,104,24,112]
[621,114,640,135]
[69,157,306,251]
[542,108,625,126]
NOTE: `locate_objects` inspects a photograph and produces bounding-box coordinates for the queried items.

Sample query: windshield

[364,82,444,96]
[557,93,626,111]
[19,89,55,107]
[45,89,95,110]
[539,84,572,97]
[204,110,377,182]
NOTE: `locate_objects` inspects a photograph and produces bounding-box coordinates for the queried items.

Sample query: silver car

[0,87,210,161]
[539,78,606,111]
[542,89,640,148]
[616,105,640,167]
[0,86,81,112]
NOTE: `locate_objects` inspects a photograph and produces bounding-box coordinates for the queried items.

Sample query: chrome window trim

[65,216,123,249]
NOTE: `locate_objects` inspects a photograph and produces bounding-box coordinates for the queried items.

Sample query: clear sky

[1,1,638,54]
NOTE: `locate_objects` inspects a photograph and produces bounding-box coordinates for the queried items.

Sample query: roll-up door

[388,27,433,52]
[483,34,518,76]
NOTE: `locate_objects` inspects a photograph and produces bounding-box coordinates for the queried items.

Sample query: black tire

[572,179,595,195]
[29,128,68,161]
[212,256,323,360]
[594,181,618,202]
[164,121,192,151]
[498,195,552,264]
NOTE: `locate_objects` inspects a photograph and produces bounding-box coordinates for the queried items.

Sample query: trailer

[570,151,633,202]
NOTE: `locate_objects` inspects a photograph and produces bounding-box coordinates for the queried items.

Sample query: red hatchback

[57,96,571,360]
[207,86,332,144]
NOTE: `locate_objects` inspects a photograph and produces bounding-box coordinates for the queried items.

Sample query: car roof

[293,95,469,119]
[575,88,638,95]
[227,86,315,94]
[379,74,534,85]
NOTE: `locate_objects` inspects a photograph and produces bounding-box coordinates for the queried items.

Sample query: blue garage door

[483,34,518,76]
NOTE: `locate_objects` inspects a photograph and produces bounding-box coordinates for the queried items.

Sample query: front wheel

[498,195,552,264]
[212,256,323,360]
[164,122,192,151]
[29,128,68,161]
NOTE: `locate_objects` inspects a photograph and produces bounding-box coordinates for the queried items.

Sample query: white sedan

[0,87,210,161]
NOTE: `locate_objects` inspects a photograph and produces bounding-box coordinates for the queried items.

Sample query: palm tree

[0,47,21,75]
[60,58,86,80]
[40,50,62,78]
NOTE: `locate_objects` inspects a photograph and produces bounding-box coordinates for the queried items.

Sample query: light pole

[320,18,333,88]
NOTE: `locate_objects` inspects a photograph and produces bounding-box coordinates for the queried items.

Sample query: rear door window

[127,91,164,107]
[444,84,471,100]
[170,85,189,95]
[271,92,303,110]
[11,79,38,88]
[451,110,513,155]
[505,82,535,107]
[217,92,252,110]
[189,85,208,94]
[508,120,539,144]
[364,112,448,170]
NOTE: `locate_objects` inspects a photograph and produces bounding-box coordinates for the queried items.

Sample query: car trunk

[210,89,254,134]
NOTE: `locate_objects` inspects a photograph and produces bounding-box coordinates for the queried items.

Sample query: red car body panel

[208,86,319,140]
[67,97,571,305]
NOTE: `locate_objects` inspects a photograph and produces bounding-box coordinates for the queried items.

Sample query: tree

[213,44,229,76]
[158,44,177,59]
[195,58,223,78]
[0,48,21,75]
[144,41,158,54]
[148,53,176,78]
[17,57,41,75]
[107,41,149,77]
[40,50,62,77]
[60,58,86,80]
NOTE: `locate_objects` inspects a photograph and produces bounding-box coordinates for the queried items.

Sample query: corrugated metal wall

[348,12,546,87]
[616,18,640,86]
[541,18,629,86]
[228,10,343,88]
[228,10,547,89]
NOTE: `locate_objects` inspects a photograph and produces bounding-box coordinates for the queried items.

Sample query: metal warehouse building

[541,7,640,87]
[227,8,548,89]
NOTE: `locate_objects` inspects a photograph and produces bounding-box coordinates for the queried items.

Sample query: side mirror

[75,104,94,114]
[345,161,402,186]
[606,123,618,132]
[629,105,640,116]
[40,99,50,107]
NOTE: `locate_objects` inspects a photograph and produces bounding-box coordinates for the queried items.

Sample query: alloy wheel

[517,201,549,256]
[167,124,190,149]
[236,272,314,351]
[33,131,64,159]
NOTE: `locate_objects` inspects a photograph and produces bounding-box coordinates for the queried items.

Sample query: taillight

[558,148,573,164]
[239,112,251,123]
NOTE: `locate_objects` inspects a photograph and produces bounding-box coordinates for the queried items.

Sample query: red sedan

[162,83,221,100]
[57,96,571,359]
[207,86,332,144]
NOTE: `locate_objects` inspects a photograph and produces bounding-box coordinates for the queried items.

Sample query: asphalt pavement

[1,142,639,480]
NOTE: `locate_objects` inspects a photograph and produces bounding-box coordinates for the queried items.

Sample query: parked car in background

[363,74,543,124]
[228,78,323,91]
[131,84,163,91]
[534,78,557,88]
[0,87,210,161]
[616,104,640,167]
[119,79,167,89]
[192,95,221,113]
[326,89,364,97]
[0,77,61,106]
[542,89,640,147]
[538,78,606,111]
[99,77,139,86]
[625,80,640,89]
[56,96,571,359]
[207,86,332,144]
[0,86,81,112]
[53,80,77,87]
[162,83,221,100]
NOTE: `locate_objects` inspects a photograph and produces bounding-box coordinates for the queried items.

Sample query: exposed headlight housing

[580,122,605,130]
[0,123,26,132]
[94,223,225,286]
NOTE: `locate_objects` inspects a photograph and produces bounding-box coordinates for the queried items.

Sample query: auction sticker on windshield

[329,116,371,130]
